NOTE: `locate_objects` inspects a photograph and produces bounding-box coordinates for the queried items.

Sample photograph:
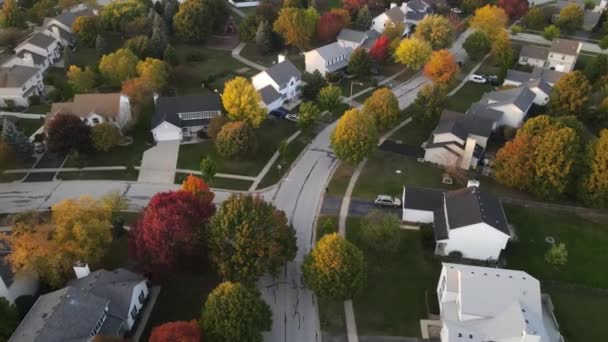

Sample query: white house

[151,93,222,142]
[42,4,98,46]
[436,263,563,342]
[47,93,132,132]
[372,0,432,36]
[402,183,511,260]
[252,55,301,111]
[0,238,38,305]
[9,266,149,341]
[0,65,44,108]
[472,86,536,128]
[518,39,582,73]
[504,67,565,87]
[4,32,61,73]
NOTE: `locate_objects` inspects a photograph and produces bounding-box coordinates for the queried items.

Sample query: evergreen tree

[150,13,168,58]
[163,0,178,31]
[163,44,178,65]
[354,5,372,30]
[255,20,273,55]
[2,124,33,161]
[95,34,107,55]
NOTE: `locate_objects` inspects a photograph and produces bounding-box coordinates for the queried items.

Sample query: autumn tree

[47,113,92,154]
[100,0,146,32]
[173,0,228,42]
[200,156,217,184]
[583,54,608,84]
[302,233,366,300]
[369,35,390,62]
[580,130,608,208]
[274,7,319,50]
[91,123,120,152]
[347,48,372,77]
[317,84,342,110]
[72,16,101,47]
[257,0,279,22]
[543,24,560,40]
[548,71,591,117]
[201,282,272,342]
[463,31,491,61]
[124,35,151,59]
[497,0,528,19]
[383,21,405,41]
[298,102,322,135]
[317,11,346,42]
[0,0,25,28]
[129,190,216,275]
[221,77,266,127]
[343,0,366,12]
[67,66,98,93]
[150,12,168,58]
[150,320,201,342]
[2,123,33,161]
[362,87,400,130]
[181,174,212,199]
[556,3,583,32]
[137,57,169,90]
[521,7,545,29]
[424,49,459,85]
[208,116,229,141]
[27,0,55,24]
[121,77,151,105]
[331,108,378,164]
[492,29,515,79]
[99,48,139,87]
[215,121,258,158]
[361,210,401,253]
[410,84,446,127]
[395,38,432,70]
[302,70,327,100]
[413,14,454,50]
[470,5,508,38]
[208,194,297,284]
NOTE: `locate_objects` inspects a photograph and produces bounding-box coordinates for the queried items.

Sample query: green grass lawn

[71,33,124,68]
[240,43,279,67]
[445,82,494,112]
[56,170,139,181]
[256,134,309,189]
[177,118,298,176]
[387,120,432,146]
[327,162,356,197]
[94,236,130,271]
[174,172,253,191]
[347,217,441,336]
[504,204,608,289]
[14,118,44,137]
[24,104,51,114]
[339,78,374,99]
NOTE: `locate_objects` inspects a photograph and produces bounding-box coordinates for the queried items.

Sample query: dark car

[270,107,289,118]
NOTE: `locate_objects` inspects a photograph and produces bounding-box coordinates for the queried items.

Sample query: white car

[285,113,299,122]
[374,195,402,208]
[469,74,487,83]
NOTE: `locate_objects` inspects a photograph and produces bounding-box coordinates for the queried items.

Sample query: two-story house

[0,65,44,108]
[518,39,581,72]
[372,0,432,36]
[252,56,301,110]
[42,4,98,47]
[3,33,61,73]
[471,86,536,128]
[47,93,132,132]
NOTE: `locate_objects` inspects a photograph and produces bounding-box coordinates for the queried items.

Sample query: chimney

[277,54,286,63]
[467,179,480,188]
[390,2,397,8]
[73,261,91,279]
[153,92,159,104]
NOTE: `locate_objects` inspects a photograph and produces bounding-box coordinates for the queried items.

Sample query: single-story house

[0,235,38,305]
[518,39,581,73]
[48,93,132,132]
[402,183,511,260]
[151,93,222,142]
[252,55,301,111]
[0,65,44,108]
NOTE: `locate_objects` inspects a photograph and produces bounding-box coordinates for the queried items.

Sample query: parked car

[270,107,289,118]
[485,75,499,85]
[469,74,487,83]
[450,7,462,13]
[374,195,402,208]
[34,142,45,154]
[285,113,299,122]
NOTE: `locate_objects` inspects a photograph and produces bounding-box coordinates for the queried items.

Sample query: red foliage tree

[181,174,213,203]
[498,0,529,19]
[149,320,202,342]
[369,35,390,62]
[343,0,367,13]
[129,190,216,276]
[317,12,346,42]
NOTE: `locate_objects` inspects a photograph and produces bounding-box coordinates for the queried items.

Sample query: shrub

[208,116,229,141]
[360,210,401,253]
[215,121,257,158]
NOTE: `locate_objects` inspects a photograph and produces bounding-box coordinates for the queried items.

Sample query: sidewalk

[231,42,266,71]
[249,130,302,191]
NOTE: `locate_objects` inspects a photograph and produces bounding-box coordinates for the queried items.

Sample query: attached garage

[152,122,182,142]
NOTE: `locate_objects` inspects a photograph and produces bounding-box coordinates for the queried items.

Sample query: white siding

[424,147,461,168]
[547,52,577,72]
[518,56,546,69]
[492,104,526,128]
[0,72,44,108]
[402,208,434,223]
[372,13,390,33]
[529,87,550,105]
[117,95,132,130]
[432,132,465,145]
[304,50,328,75]
[443,223,510,260]
[152,121,182,142]
[125,281,149,330]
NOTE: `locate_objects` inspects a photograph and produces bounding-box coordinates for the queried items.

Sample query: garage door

[153,124,181,141]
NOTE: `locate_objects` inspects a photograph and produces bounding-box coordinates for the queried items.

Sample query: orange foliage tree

[149,320,202,342]
[423,49,459,85]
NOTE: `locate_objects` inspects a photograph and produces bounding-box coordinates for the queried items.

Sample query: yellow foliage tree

[330,108,378,164]
[221,77,266,128]
[413,14,454,50]
[67,65,97,93]
[423,49,459,85]
[470,5,508,38]
[136,58,169,91]
[99,48,139,86]
[394,38,432,70]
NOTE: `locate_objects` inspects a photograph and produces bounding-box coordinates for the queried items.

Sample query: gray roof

[362,29,380,49]
[385,6,405,23]
[505,69,534,85]
[407,0,431,12]
[437,110,494,138]
[152,93,222,129]
[47,7,96,28]
[433,116,469,141]
[519,45,549,60]
[405,11,426,21]
[49,24,74,42]
[17,50,46,65]
[264,59,301,87]
[22,32,56,49]
[312,41,352,61]
[403,187,446,212]
[0,65,39,88]
[481,87,536,112]
[444,187,509,235]
[338,28,368,43]
[526,79,552,95]
[9,287,109,342]
[434,206,449,240]
[467,103,503,123]
[530,67,565,84]
[259,85,281,105]
[583,11,602,30]
[550,39,581,56]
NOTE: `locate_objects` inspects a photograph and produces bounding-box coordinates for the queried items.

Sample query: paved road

[22,151,65,182]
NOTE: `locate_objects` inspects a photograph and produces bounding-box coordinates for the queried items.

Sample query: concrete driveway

[137,141,180,184]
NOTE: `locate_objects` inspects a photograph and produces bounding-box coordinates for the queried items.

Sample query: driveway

[137,141,180,184]
[322,196,401,218]
[23,151,65,182]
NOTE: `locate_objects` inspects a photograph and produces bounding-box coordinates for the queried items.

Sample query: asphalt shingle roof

[530,67,565,84]
[152,93,222,129]
[403,187,446,211]
[482,87,535,112]
[444,187,509,235]
[0,65,39,88]
[437,110,494,138]
[259,85,281,105]
[337,28,367,43]
[22,32,56,49]
[550,39,581,55]
[519,45,549,60]
[385,6,405,23]
[264,60,301,87]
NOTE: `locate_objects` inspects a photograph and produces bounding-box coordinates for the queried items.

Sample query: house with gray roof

[151,93,222,142]
[0,65,44,108]
[0,235,38,305]
[372,0,432,36]
[42,4,98,46]
[252,55,301,110]
[10,267,149,342]
[3,32,61,73]
[518,39,581,72]
[402,182,511,260]
[473,86,536,128]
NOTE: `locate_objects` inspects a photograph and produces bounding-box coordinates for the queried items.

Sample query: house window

[521,57,528,62]
[130,306,138,319]
[92,118,100,124]
[138,290,145,304]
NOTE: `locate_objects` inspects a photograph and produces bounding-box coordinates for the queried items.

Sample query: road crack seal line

[288,159,319,224]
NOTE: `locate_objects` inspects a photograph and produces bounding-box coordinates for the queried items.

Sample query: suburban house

[372,0,432,36]
[151,93,222,142]
[436,263,563,342]
[305,28,380,75]
[47,93,132,132]
[252,56,301,111]
[9,265,149,341]
[3,32,61,73]
[42,4,98,47]
[402,183,511,260]
[423,110,493,170]
[0,236,38,305]
[504,67,566,87]
[471,86,536,128]
[518,39,582,73]
[0,65,44,108]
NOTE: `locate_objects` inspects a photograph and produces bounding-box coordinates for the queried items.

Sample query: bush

[510,24,523,35]
[545,242,568,266]
[208,115,229,141]
[360,210,401,253]
[448,250,463,258]
[215,121,257,158]
[543,25,560,40]
[600,36,608,50]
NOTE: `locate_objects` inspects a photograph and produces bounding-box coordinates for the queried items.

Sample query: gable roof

[519,45,549,60]
[405,11,426,20]
[50,93,123,120]
[338,28,368,43]
[437,110,494,138]
[152,93,222,129]
[467,103,503,123]
[46,7,96,29]
[443,186,509,235]
[530,67,566,84]
[17,50,46,65]
[481,86,536,112]
[403,187,446,211]
[263,59,301,86]
[505,69,534,84]
[385,6,405,23]
[312,41,352,61]
[526,79,552,95]
[407,0,430,12]
[550,38,581,55]
[0,65,39,88]
[19,32,56,50]
[259,85,281,105]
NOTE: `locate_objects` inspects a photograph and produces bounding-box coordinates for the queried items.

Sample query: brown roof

[519,45,549,60]
[50,93,122,119]
[550,39,581,56]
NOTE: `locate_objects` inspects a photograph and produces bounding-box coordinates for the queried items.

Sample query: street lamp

[350,81,364,108]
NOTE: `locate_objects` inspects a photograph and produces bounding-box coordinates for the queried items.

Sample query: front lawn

[177,118,298,176]
[386,119,432,146]
[444,82,494,112]
[239,43,279,67]
[24,104,51,114]
[174,173,253,191]
[504,204,608,289]
[71,33,124,68]
[255,134,309,189]
[14,118,44,137]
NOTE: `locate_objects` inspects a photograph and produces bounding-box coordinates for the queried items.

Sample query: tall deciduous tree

[463,31,491,61]
[580,130,608,208]
[0,0,25,28]
[201,282,272,342]
[410,84,446,127]
[173,0,228,42]
[347,48,372,77]
[47,113,92,154]
[100,0,146,32]
[362,87,400,130]
[413,14,454,50]
[469,5,508,38]
[215,121,258,158]
[150,320,202,342]
[208,194,297,284]
[302,233,366,300]
[354,5,372,30]
[99,48,139,87]
[497,0,528,19]
[395,38,433,70]
[136,57,169,90]
[273,7,319,50]
[548,70,591,117]
[129,190,215,275]
[423,49,459,85]
[91,123,120,152]
[67,65,98,93]
[556,3,583,32]
[369,35,390,62]
[492,29,515,79]
[330,108,378,163]
[72,16,101,47]
[521,7,545,29]
[301,70,327,100]
[317,11,347,42]
[317,84,342,110]
[298,102,321,135]
[221,77,266,127]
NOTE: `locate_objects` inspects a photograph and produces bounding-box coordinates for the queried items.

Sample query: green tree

[330,108,378,164]
[543,25,560,40]
[302,233,366,300]
[100,0,146,31]
[99,48,139,87]
[580,130,608,208]
[201,282,272,342]
[395,38,433,70]
[72,15,101,47]
[208,194,297,284]
[492,29,515,80]
[298,102,321,135]
[91,123,120,152]
[273,7,319,50]
[163,0,178,29]
[124,35,151,59]
[67,65,98,93]
[0,298,18,341]
[2,121,32,161]
[548,70,591,117]
[362,87,399,130]
[215,121,258,158]
[27,0,56,24]
[95,34,108,55]
[354,5,372,30]
[545,243,568,266]
[521,7,545,30]
[173,0,228,42]
[413,14,454,50]
[200,156,217,183]
[0,0,25,28]
[301,70,327,100]
[410,84,446,127]
[600,36,608,50]
[347,48,372,77]
[317,84,342,110]
[463,31,491,61]
[361,210,401,253]
[221,77,267,127]
[63,45,71,72]
[583,54,608,84]
[163,44,178,65]
[556,3,583,32]
[255,20,273,54]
